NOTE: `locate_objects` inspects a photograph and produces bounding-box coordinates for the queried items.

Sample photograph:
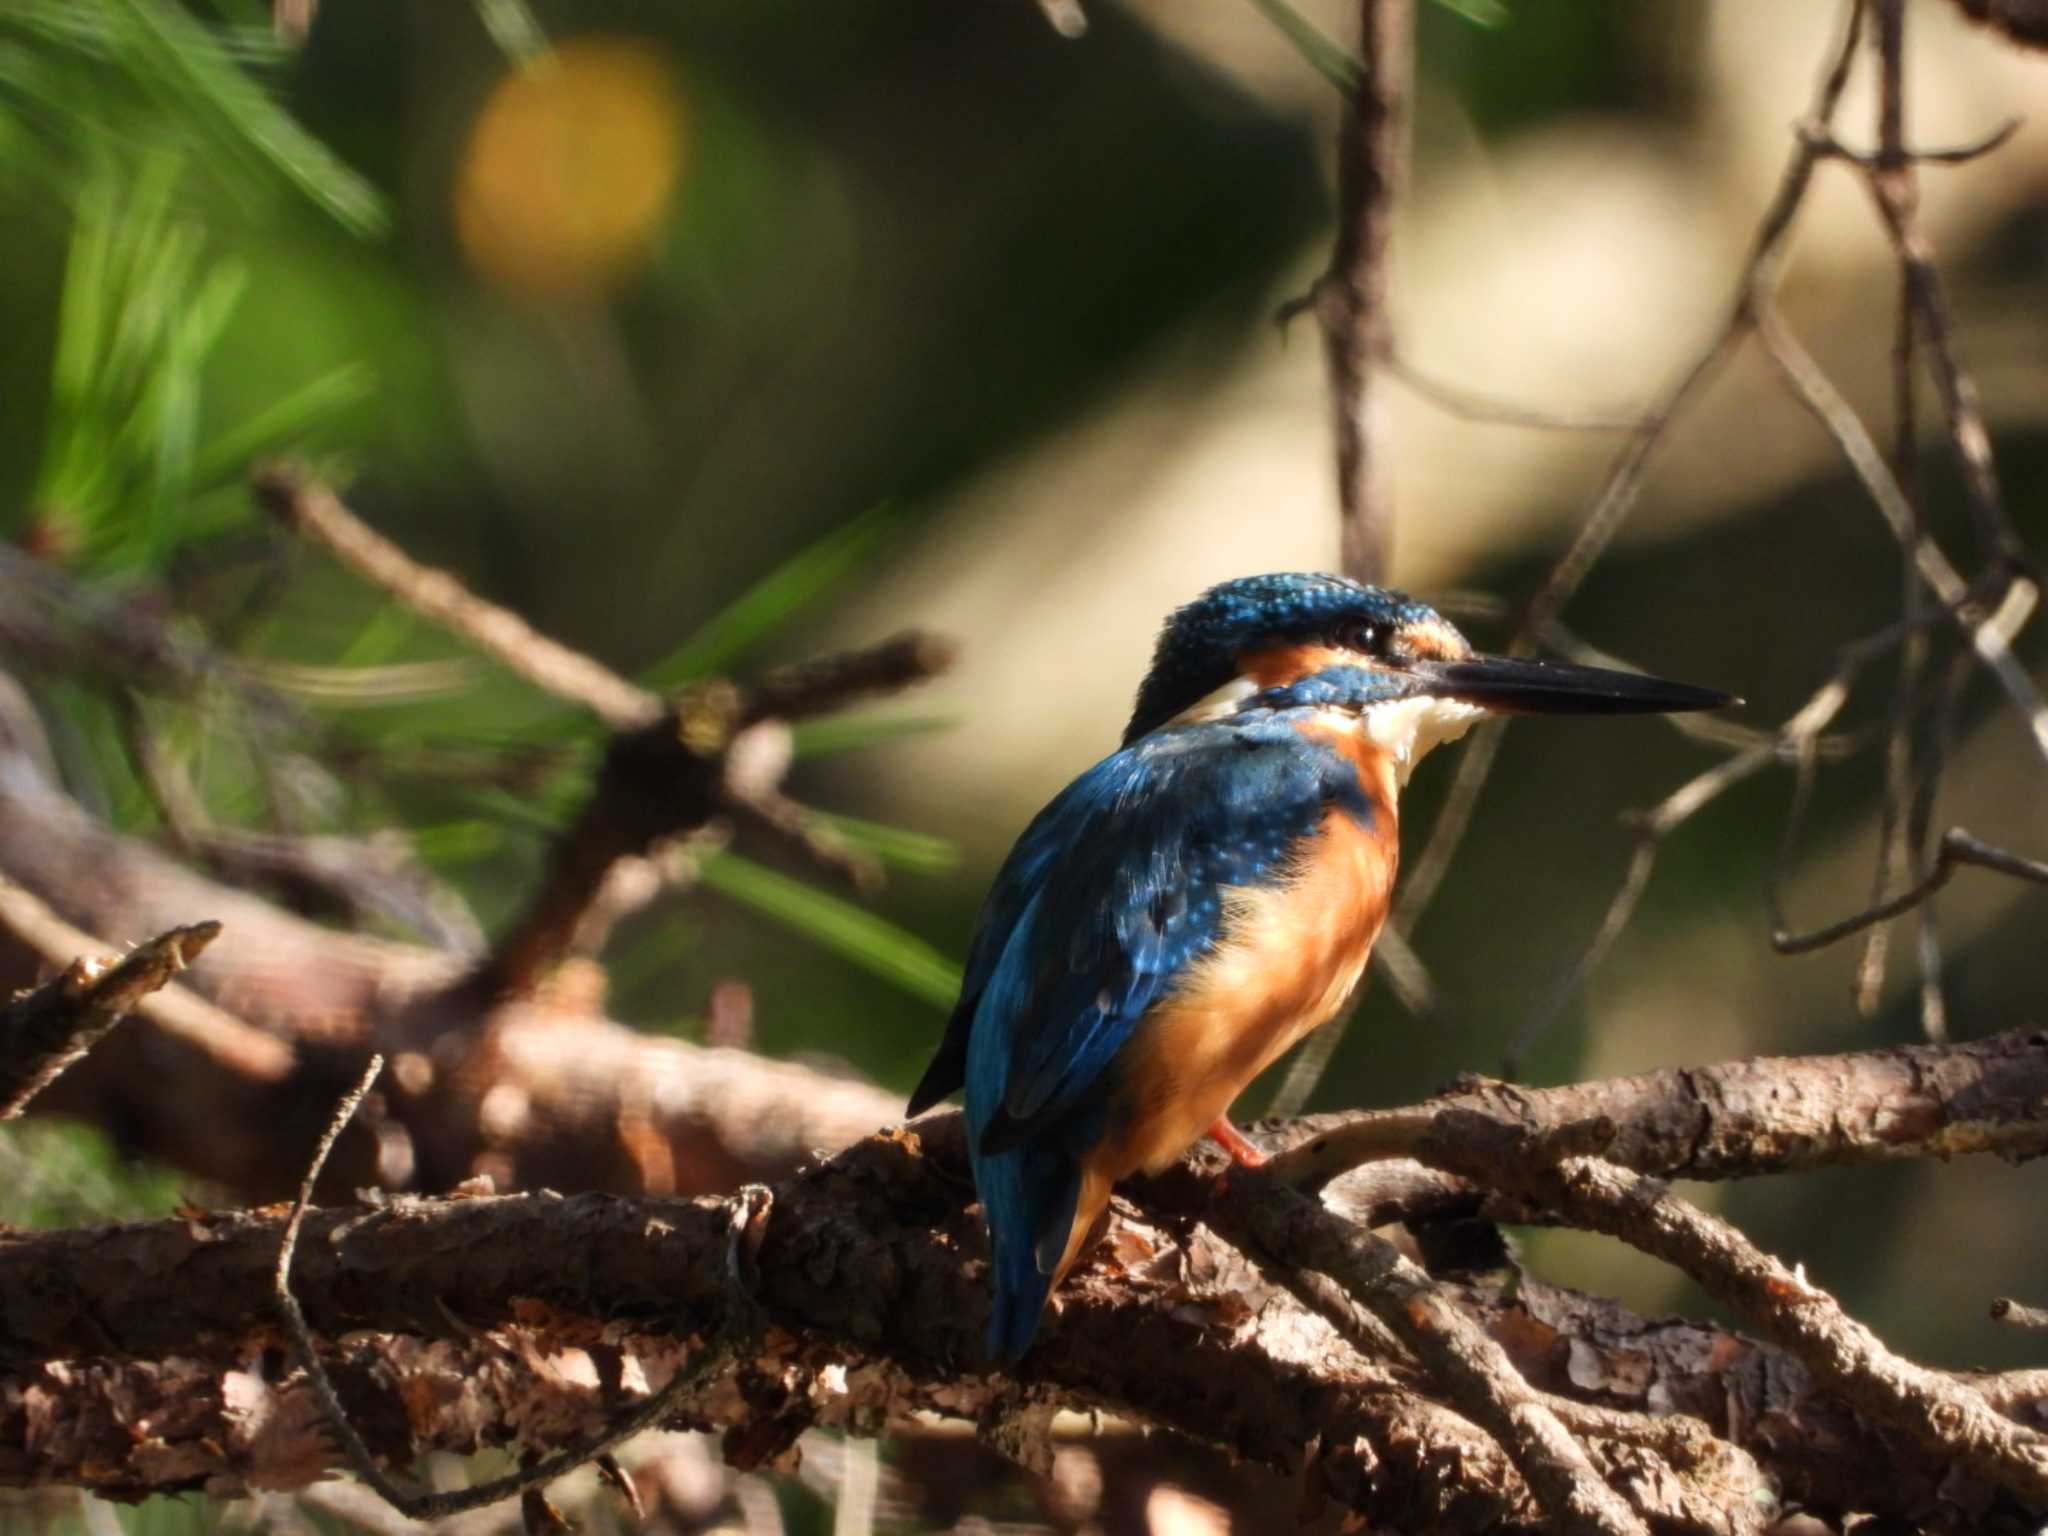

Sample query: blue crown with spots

[1122,573,1443,744]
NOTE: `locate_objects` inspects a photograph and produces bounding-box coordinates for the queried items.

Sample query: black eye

[1337,620,1383,655]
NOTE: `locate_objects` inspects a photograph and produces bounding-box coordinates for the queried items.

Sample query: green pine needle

[698,851,960,1010]
[642,502,907,690]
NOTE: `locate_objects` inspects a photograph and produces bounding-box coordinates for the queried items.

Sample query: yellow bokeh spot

[454,37,686,299]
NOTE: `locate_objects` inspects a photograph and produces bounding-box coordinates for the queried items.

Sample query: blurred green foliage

[0,0,1350,1177]
[3,24,2046,1536]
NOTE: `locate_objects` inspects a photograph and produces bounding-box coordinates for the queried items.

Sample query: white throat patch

[1360,694,1484,785]
[1156,674,1481,786]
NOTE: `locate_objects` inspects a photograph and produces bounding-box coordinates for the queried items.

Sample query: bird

[906,572,1731,1358]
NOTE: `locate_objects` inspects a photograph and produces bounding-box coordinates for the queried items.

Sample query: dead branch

[1390,1,1871,954]
[1380,350,1643,433]
[1266,1025,2048,1192]
[1864,0,2023,564]
[1207,1178,1651,1536]
[464,630,952,1002]
[0,477,950,1195]
[0,727,903,1199]
[1494,1157,2048,1507]
[1798,114,2023,166]
[252,469,662,732]
[1280,0,1411,585]
[1772,827,2048,953]
[1327,0,1409,585]
[0,909,221,1119]
[269,1055,736,1523]
[6,1102,2048,1528]
[1992,1299,2048,1330]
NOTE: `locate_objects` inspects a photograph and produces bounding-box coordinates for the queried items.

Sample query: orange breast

[1101,733,1398,1183]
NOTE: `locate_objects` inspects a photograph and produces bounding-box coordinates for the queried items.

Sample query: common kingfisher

[908,572,1730,1357]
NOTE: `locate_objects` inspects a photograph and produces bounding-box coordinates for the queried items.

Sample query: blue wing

[974,715,1369,1142]
[926,712,1372,1355]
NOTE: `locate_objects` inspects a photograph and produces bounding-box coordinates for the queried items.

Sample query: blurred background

[2,0,2047,1531]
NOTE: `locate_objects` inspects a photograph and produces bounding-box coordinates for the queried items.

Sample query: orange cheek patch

[1239,643,1361,688]
[1400,620,1471,662]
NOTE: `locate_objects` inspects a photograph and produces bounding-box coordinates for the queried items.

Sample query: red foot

[1206,1116,1269,1170]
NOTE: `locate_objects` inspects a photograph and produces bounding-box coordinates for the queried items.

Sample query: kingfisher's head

[1123,573,1731,777]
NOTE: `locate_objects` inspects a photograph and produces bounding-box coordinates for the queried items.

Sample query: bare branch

[1754,309,2048,761]
[1511,1157,2048,1506]
[8,1099,2048,1524]
[1381,350,1642,433]
[1212,1180,1651,1535]
[272,1054,736,1521]
[252,467,662,731]
[1392,0,1870,941]
[1773,827,2048,953]
[1860,0,2028,565]
[0,910,222,1119]
[1797,115,2023,165]
[0,732,901,1199]
[1267,1025,2048,1192]
[1310,0,1411,585]
[468,632,952,1000]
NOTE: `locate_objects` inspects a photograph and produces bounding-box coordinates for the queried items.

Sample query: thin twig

[1860,1,2025,564]
[1773,827,2048,953]
[119,693,483,954]
[1318,0,1411,585]
[1507,627,1909,1073]
[253,467,662,731]
[0,914,223,1119]
[1797,115,2022,166]
[1755,301,2048,762]
[0,882,289,1082]
[1906,644,1977,1039]
[1391,0,1870,945]
[274,1054,731,1519]
[1381,350,1642,433]
[1859,37,1928,1021]
[467,633,951,999]
[742,631,958,726]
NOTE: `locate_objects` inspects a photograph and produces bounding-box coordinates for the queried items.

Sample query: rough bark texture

[0,914,220,1120]
[1271,1027,2048,1190]
[0,728,904,1202]
[5,1121,2047,1530]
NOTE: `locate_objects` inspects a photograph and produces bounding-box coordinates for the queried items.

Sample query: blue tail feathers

[974,1139,1082,1359]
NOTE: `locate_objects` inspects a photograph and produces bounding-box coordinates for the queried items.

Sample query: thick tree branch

[1208,1179,1650,1536]
[1506,1158,2048,1507]
[1267,1026,2048,1191]
[5,1114,2048,1528]
[0,730,904,1198]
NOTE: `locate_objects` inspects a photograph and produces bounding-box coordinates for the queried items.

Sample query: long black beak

[1410,654,1736,715]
